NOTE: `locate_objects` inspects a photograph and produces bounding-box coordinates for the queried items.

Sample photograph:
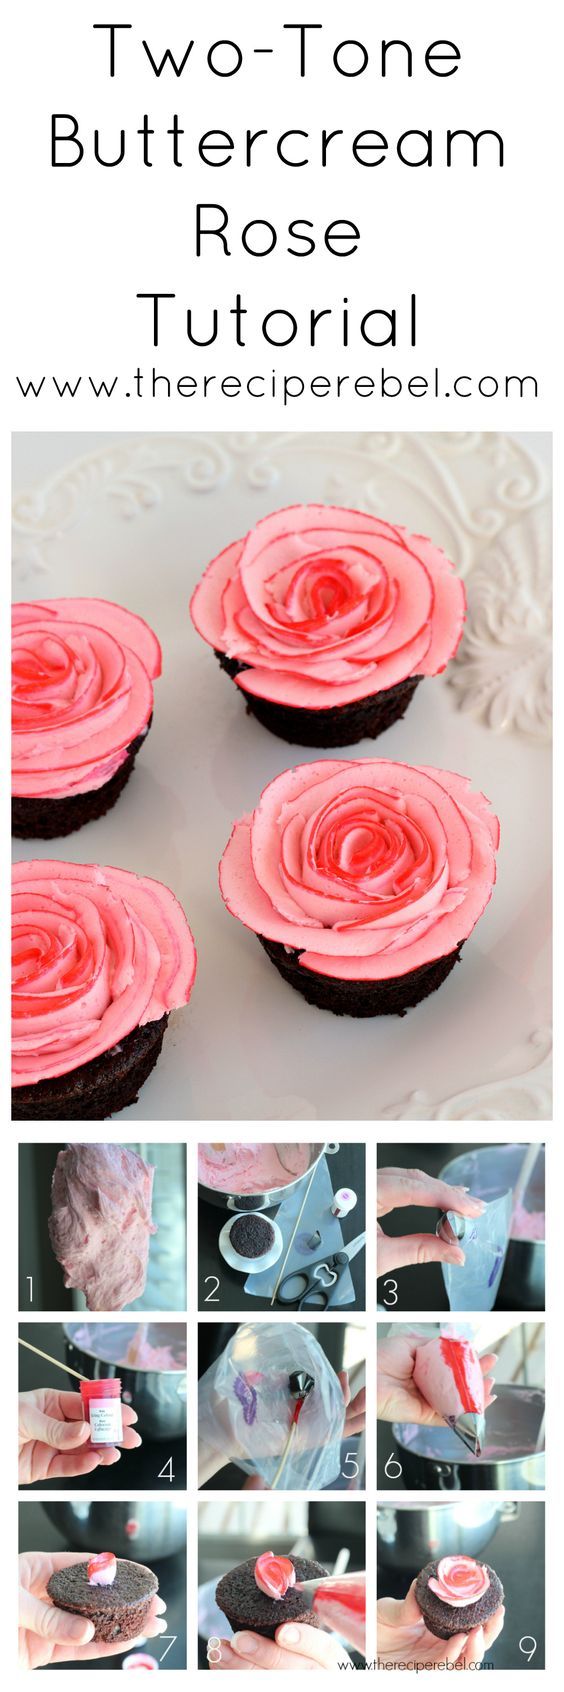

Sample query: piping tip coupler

[450,1410,485,1456]
[436,1210,466,1245]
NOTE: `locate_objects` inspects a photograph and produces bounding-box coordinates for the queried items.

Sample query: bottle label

[88,1399,123,1444]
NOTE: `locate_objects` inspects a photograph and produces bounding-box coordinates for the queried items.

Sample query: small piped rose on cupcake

[254,1553,296,1600]
[428,1557,491,1607]
[87,1553,117,1588]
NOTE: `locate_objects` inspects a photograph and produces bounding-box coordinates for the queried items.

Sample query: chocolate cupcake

[230,1215,275,1258]
[12,860,197,1119]
[415,1556,503,1640]
[216,1553,327,1641]
[219,759,499,1018]
[12,597,161,838]
[47,1554,158,1645]
[190,505,465,748]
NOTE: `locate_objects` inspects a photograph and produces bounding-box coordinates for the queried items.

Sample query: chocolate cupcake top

[191,504,465,709]
[220,759,499,982]
[216,1553,328,1631]
[48,1556,158,1615]
[415,1555,504,1636]
[12,598,161,800]
[12,859,197,1088]
[230,1214,275,1258]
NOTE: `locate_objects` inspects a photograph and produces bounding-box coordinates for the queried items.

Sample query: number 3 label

[383,1278,398,1306]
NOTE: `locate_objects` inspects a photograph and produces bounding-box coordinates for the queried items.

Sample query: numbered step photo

[18,1141,187,1313]
[19,1320,186,1491]
[198,1318,365,1491]
[377,1498,544,1670]
[18,1497,186,1670]
[377,1140,545,1312]
[198,1139,365,1312]
[377,1318,544,1490]
[198,1495,366,1670]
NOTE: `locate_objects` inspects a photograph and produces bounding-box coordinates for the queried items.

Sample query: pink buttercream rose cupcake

[219,760,499,1017]
[191,504,465,747]
[12,598,161,838]
[415,1556,504,1640]
[12,860,197,1119]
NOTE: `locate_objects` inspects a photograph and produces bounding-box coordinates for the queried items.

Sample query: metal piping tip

[449,1411,485,1456]
[436,1210,466,1244]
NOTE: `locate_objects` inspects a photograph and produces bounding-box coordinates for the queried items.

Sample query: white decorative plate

[12,431,552,1121]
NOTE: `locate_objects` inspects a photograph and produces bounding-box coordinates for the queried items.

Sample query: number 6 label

[384,1453,403,1480]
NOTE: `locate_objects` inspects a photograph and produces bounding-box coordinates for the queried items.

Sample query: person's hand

[377,1578,504,1666]
[377,1168,485,1277]
[377,1336,497,1424]
[19,1552,167,1668]
[208,1622,353,1670]
[339,1371,366,1438]
[18,1390,142,1483]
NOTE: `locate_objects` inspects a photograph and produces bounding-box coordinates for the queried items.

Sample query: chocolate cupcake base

[12,1014,168,1121]
[47,1557,158,1645]
[216,652,421,748]
[12,720,152,839]
[258,936,464,1018]
[415,1559,504,1640]
[230,1214,275,1258]
[216,1555,327,1641]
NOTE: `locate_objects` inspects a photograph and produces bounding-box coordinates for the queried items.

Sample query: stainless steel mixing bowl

[198,1142,337,1212]
[377,1499,519,1571]
[391,1385,545,1490]
[64,1322,186,1440]
[43,1498,186,1560]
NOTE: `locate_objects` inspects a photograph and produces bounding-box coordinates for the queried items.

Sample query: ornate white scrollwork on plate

[380,1027,552,1121]
[448,504,552,740]
[12,436,233,582]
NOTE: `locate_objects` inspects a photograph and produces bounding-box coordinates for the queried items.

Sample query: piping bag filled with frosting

[412,1327,486,1455]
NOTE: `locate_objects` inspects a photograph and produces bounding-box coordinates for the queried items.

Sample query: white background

[5,1,561,1684]
[6,0,558,433]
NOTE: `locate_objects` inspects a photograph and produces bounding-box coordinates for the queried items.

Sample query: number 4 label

[158,1457,174,1483]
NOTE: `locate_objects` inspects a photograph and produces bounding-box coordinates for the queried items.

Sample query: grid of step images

[17,1133,545,1671]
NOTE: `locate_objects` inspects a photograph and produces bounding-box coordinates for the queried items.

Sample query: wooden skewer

[270,1161,320,1307]
[512,1142,542,1213]
[18,1337,89,1383]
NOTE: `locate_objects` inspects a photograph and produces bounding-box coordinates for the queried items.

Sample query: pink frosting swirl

[220,760,499,981]
[12,598,161,799]
[254,1553,296,1600]
[191,504,465,708]
[87,1553,117,1588]
[428,1557,490,1608]
[12,860,197,1086]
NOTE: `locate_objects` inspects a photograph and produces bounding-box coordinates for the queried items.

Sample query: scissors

[275,1232,366,1309]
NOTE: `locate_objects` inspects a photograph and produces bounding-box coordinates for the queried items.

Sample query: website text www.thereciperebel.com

[15,366,538,408]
